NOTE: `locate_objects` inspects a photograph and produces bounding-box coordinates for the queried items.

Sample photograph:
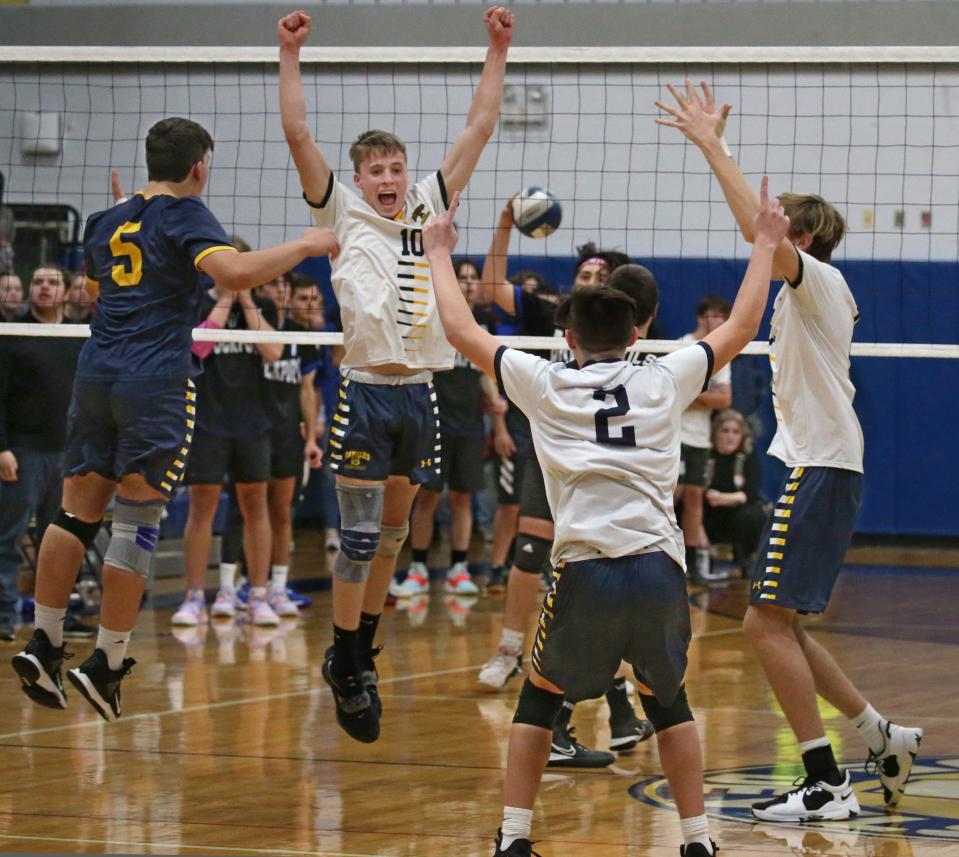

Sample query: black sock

[451,549,468,566]
[412,548,428,564]
[606,677,634,720]
[802,744,844,786]
[554,699,574,731]
[358,611,380,654]
[332,624,359,678]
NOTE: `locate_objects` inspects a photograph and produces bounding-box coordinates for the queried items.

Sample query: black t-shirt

[263,318,319,431]
[432,307,496,439]
[706,450,760,502]
[194,293,279,438]
[0,312,84,451]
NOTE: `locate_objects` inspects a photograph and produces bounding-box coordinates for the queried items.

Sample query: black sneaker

[67,649,136,722]
[487,565,507,593]
[680,841,718,856]
[321,649,380,743]
[11,629,70,709]
[63,614,96,639]
[493,829,541,856]
[547,725,615,768]
[609,711,655,753]
[359,645,383,718]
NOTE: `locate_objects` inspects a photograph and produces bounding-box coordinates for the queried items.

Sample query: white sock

[798,735,831,754]
[499,627,524,653]
[679,814,712,854]
[96,625,131,671]
[271,564,289,591]
[500,806,533,850]
[853,703,886,754]
[219,562,238,592]
[34,603,67,648]
[250,586,267,599]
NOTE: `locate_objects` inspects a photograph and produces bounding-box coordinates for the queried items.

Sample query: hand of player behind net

[753,176,789,250]
[278,10,311,49]
[655,80,733,151]
[423,191,461,259]
[484,6,515,49]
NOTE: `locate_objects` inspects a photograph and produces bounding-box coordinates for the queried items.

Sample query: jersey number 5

[109,221,143,287]
[593,385,636,447]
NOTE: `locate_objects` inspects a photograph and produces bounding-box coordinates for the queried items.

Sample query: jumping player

[278,6,514,742]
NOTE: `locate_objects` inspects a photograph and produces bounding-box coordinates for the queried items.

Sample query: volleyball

[511,187,563,238]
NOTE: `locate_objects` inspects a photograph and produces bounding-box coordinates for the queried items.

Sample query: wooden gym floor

[0,538,957,856]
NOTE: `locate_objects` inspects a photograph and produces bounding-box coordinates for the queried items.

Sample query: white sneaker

[478,646,523,690]
[267,585,299,618]
[444,561,479,595]
[249,593,280,627]
[868,721,923,807]
[210,587,237,619]
[172,593,207,626]
[389,561,430,598]
[751,771,859,822]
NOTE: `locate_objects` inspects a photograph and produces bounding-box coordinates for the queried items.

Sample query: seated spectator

[0,271,23,322]
[511,270,546,295]
[702,409,768,578]
[65,273,95,322]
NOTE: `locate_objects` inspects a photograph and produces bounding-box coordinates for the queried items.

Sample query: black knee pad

[512,678,565,729]
[52,507,102,548]
[638,685,694,733]
[514,534,551,574]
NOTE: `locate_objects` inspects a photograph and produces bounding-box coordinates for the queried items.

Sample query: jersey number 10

[593,385,636,447]
[400,228,424,257]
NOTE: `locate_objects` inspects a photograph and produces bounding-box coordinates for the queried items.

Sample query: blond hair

[711,409,753,455]
[348,130,407,172]
[778,193,845,262]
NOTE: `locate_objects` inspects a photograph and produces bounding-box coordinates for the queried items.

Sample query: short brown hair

[30,265,68,289]
[696,295,731,318]
[349,130,407,172]
[608,264,658,326]
[566,287,637,355]
[145,117,214,183]
[779,193,845,262]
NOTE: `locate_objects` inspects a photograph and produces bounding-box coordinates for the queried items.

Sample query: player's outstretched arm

[656,80,799,283]
[702,177,788,372]
[199,227,339,292]
[278,11,333,203]
[440,6,514,194]
[424,192,500,377]
[480,200,517,316]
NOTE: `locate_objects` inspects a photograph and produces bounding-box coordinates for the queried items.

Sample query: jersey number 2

[593,385,635,447]
[400,228,424,257]
[110,221,143,287]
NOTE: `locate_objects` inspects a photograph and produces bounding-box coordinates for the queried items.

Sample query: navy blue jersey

[81,193,236,380]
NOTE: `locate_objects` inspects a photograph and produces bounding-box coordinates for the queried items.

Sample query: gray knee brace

[514,534,552,574]
[103,497,165,579]
[333,481,385,583]
[376,522,409,559]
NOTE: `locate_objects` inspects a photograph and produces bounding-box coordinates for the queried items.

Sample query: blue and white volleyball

[511,187,562,238]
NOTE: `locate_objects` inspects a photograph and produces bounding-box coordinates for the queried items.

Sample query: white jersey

[767,249,863,473]
[679,332,732,448]
[309,171,455,372]
[496,342,713,569]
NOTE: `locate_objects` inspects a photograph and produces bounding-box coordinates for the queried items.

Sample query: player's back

[81,193,234,381]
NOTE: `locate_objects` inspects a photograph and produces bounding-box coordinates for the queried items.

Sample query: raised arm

[440,6,514,194]
[480,201,517,316]
[424,193,500,376]
[656,80,799,283]
[701,177,789,372]
[278,11,333,202]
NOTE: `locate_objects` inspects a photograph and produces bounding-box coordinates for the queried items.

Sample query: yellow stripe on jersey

[772,523,789,532]
[193,245,239,270]
[770,537,786,546]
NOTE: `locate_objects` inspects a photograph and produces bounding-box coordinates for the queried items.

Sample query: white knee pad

[103,498,165,579]
[376,522,409,559]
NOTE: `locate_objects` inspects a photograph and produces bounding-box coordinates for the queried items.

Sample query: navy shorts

[64,376,195,499]
[326,371,441,485]
[532,550,691,705]
[425,433,485,493]
[750,466,863,614]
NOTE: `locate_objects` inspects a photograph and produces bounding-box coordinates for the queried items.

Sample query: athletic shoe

[395,593,429,626]
[171,593,207,626]
[493,830,541,856]
[389,561,430,598]
[235,581,250,611]
[548,725,615,768]
[487,565,507,593]
[679,841,718,856]
[609,711,655,753]
[63,614,96,639]
[0,618,15,642]
[67,648,135,723]
[478,646,522,690]
[267,584,299,618]
[321,649,380,743]
[444,561,479,595]
[210,587,237,619]
[249,593,280,627]
[751,771,859,822]
[286,586,312,609]
[361,645,383,718]
[11,628,70,709]
[866,721,923,807]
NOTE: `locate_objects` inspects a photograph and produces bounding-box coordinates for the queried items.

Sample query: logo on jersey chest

[410,204,431,225]
[263,358,302,384]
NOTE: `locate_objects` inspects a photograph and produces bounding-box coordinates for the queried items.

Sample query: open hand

[484,6,515,49]
[110,169,127,204]
[423,191,461,257]
[655,80,732,151]
[753,176,790,249]
[278,10,311,50]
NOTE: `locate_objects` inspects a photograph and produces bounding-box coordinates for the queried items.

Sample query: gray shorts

[531,550,691,706]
